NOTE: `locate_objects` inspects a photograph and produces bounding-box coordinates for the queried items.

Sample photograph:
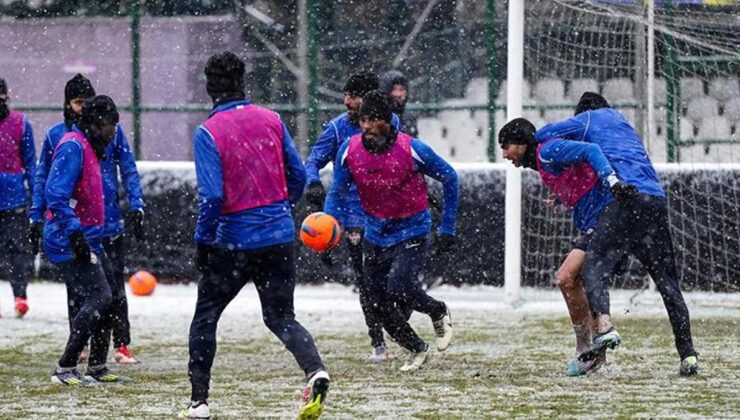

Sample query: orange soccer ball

[129,270,157,296]
[300,212,342,252]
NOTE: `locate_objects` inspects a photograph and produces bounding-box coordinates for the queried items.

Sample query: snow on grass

[0,282,738,418]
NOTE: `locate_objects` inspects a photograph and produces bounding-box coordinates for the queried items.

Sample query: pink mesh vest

[346,132,429,219]
[536,142,599,209]
[46,132,105,226]
[202,104,288,214]
[0,111,25,174]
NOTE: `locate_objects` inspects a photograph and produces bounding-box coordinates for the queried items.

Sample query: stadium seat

[497,79,533,103]
[619,108,638,126]
[696,116,731,141]
[708,77,740,103]
[465,77,488,104]
[685,96,719,122]
[680,77,705,100]
[567,78,599,101]
[722,97,740,123]
[417,117,450,157]
[653,78,667,103]
[543,109,571,123]
[602,78,635,102]
[533,78,566,104]
[680,117,697,140]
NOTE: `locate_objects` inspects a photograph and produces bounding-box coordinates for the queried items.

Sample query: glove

[28,221,44,255]
[611,182,639,205]
[127,209,145,241]
[320,249,334,267]
[305,182,326,212]
[69,230,91,265]
[195,243,214,272]
[434,234,456,255]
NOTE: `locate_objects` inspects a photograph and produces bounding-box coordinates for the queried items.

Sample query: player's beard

[521,143,538,169]
[362,127,397,154]
[347,109,359,125]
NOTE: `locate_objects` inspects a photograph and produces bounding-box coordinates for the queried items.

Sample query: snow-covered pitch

[1,282,739,418]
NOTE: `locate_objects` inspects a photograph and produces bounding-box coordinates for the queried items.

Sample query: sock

[573,324,592,354]
[56,366,76,373]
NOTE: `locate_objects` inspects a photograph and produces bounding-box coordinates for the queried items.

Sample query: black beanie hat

[575,91,610,115]
[343,72,379,97]
[498,118,537,146]
[65,74,96,102]
[204,51,245,105]
[80,95,119,129]
[379,70,409,93]
[0,78,7,96]
[359,90,393,123]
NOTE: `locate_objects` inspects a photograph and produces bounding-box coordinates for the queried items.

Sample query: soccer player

[30,74,145,364]
[46,95,128,385]
[536,92,699,376]
[324,90,457,372]
[498,117,638,376]
[0,78,35,318]
[379,70,418,137]
[304,72,401,362]
[186,52,329,420]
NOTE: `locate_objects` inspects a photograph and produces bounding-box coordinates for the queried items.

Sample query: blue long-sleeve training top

[324,137,459,248]
[304,112,400,228]
[194,99,307,250]
[0,115,35,211]
[535,108,665,198]
[30,122,144,238]
[538,139,617,232]
[43,130,105,264]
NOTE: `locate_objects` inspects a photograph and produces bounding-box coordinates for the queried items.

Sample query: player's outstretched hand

[195,243,214,273]
[434,234,456,255]
[611,182,639,204]
[28,221,44,255]
[127,209,145,241]
[306,182,326,211]
[69,230,91,265]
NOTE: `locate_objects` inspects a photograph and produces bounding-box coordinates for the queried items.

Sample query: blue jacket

[538,139,617,232]
[304,112,400,228]
[43,127,104,264]
[194,99,306,250]
[535,108,665,198]
[0,115,35,211]
[324,137,459,247]
[31,122,144,238]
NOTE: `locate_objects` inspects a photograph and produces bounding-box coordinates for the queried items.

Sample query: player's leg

[188,248,247,406]
[249,243,329,419]
[579,202,631,361]
[103,236,138,364]
[385,236,451,352]
[364,241,429,364]
[5,208,33,317]
[630,195,697,375]
[53,258,112,385]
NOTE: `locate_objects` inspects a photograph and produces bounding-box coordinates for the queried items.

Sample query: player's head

[343,72,379,125]
[204,51,246,106]
[359,89,395,154]
[64,73,96,128]
[498,117,537,169]
[0,78,8,120]
[78,95,119,160]
[575,92,610,115]
[379,70,409,113]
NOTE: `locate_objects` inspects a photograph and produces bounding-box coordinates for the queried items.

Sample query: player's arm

[411,139,459,236]
[45,141,83,236]
[20,117,37,201]
[29,130,56,222]
[115,124,145,211]
[193,126,223,245]
[323,140,352,224]
[539,139,638,200]
[280,120,307,205]
[304,121,338,185]
[535,113,589,142]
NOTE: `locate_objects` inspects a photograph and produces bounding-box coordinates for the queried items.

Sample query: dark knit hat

[575,91,610,115]
[359,90,393,123]
[498,118,537,145]
[204,51,245,104]
[343,72,379,97]
[80,95,119,128]
[379,70,409,93]
[65,74,96,102]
